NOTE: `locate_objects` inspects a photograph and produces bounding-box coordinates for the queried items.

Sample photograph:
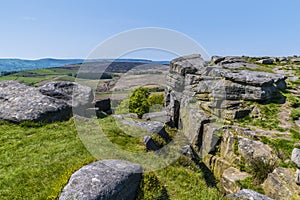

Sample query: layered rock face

[59,159,142,200]
[165,54,299,199]
[165,54,286,157]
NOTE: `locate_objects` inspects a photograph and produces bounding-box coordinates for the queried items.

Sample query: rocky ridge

[165,54,300,199]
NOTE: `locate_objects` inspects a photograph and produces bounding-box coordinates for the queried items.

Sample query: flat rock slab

[121,119,165,134]
[0,81,71,123]
[59,159,142,200]
[228,189,273,200]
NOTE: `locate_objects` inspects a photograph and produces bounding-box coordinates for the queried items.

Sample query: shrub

[129,87,150,118]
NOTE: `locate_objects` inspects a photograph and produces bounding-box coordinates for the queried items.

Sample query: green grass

[137,156,227,200]
[0,116,227,199]
[237,102,281,131]
[0,119,96,199]
[260,136,296,167]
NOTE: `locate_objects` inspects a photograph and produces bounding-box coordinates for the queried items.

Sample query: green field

[0,116,226,199]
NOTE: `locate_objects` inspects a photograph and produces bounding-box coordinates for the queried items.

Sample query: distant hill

[0,58,169,73]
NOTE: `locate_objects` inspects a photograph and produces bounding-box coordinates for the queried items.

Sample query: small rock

[228,189,273,200]
[180,145,195,160]
[257,58,274,65]
[221,167,250,194]
[296,169,300,185]
[291,148,300,168]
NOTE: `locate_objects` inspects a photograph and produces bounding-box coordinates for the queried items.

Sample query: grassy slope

[0,117,226,200]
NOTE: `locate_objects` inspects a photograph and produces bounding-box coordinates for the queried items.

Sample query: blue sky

[0,0,299,60]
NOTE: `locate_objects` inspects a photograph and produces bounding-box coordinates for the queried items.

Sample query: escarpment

[165,54,300,199]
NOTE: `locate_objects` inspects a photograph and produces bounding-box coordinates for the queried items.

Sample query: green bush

[129,87,150,118]
[148,93,164,112]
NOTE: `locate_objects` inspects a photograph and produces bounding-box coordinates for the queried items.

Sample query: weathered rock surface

[237,136,275,161]
[262,167,300,200]
[59,159,142,200]
[221,167,250,194]
[39,81,94,108]
[142,111,169,122]
[164,54,292,197]
[292,148,300,168]
[257,58,275,65]
[0,81,72,122]
[228,189,273,200]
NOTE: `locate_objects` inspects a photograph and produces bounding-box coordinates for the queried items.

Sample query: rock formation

[165,54,299,199]
[0,81,72,122]
[0,80,95,123]
[39,81,94,108]
[59,159,142,200]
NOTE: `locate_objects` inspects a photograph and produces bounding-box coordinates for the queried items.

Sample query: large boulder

[59,159,142,200]
[39,81,94,108]
[0,81,71,123]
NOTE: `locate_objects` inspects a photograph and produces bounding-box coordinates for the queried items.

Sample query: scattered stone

[290,58,300,63]
[296,169,300,185]
[211,56,225,64]
[0,81,72,123]
[228,189,273,200]
[142,111,169,123]
[262,167,300,200]
[59,159,142,200]
[113,113,138,119]
[121,119,165,134]
[291,148,300,168]
[39,81,94,108]
[180,145,196,160]
[221,167,250,194]
[257,58,275,65]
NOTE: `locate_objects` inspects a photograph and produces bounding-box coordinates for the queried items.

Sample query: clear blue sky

[0,0,299,60]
